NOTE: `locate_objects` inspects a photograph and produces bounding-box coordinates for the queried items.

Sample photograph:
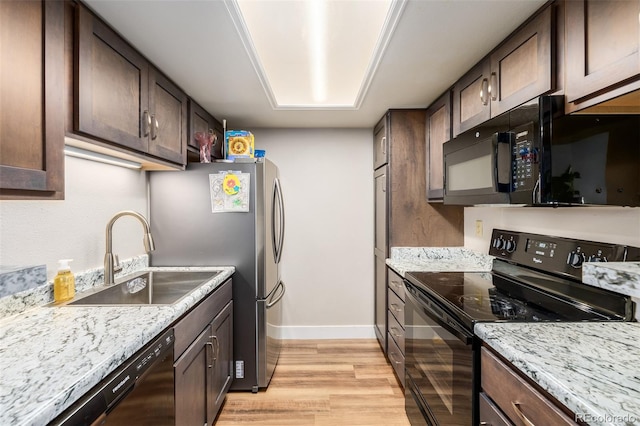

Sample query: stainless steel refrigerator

[148,160,285,392]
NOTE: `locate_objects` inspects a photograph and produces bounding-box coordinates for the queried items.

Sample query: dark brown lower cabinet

[174,279,233,426]
[481,347,578,425]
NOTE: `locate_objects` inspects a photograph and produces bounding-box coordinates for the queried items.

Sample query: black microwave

[442,95,640,206]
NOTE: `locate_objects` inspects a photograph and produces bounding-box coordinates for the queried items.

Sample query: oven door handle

[405,283,473,345]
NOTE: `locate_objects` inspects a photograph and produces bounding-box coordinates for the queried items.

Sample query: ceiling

[83,0,547,129]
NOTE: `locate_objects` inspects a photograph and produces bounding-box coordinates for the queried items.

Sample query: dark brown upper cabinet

[565,0,640,111]
[453,4,554,137]
[75,5,186,166]
[489,5,554,117]
[452,60,491,137]
[0,0,65,200]
[188,99,224,162]
[426,91,452,201]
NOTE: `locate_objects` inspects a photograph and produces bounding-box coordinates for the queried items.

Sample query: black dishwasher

[50,328,175,426]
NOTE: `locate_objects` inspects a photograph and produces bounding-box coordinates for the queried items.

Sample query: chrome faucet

[104,210,155,285]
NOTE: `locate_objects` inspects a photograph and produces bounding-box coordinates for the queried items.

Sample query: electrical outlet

[475,220,483,237]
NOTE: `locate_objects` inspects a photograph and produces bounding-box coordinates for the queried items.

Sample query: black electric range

[406,229,637,330]
[403,229,639,426]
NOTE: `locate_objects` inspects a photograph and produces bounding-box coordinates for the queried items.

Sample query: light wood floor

[215,339,411,425]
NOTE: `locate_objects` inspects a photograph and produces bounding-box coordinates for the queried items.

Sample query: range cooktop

[405,229,637,331]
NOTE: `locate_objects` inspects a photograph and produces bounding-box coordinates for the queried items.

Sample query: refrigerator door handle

[266,280,286,308]
[271,180,279,263]
[276,178,285,263]
[272,178,285,264]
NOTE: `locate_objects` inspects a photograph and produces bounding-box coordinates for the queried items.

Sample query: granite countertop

[583,261,640,299]
[476,322,640,426]
[386,247,494,277]
[0,266,235,426]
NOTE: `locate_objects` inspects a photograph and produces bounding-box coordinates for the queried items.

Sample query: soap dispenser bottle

[54,259,75,303]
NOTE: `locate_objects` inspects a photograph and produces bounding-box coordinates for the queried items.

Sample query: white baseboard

[276,325,376,340]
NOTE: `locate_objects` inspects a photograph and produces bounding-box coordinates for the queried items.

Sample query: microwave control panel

[511,122,537,192]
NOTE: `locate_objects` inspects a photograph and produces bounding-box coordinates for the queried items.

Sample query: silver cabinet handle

[489,72,498,101]
[151,115,159,140]
[390,303,402,313]
[511,401,536,426]
[381,136,387,155]
[390,280,402,292]
[212,335,219,365]
[480,78,489,105]
[206,341,214,369]
[143,110,151,137]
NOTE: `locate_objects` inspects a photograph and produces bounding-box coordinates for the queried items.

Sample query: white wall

[0,156,149,280]
[251,128,374,339]
[464,206,640,253]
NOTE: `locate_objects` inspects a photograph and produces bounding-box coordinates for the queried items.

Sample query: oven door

[404,280,476,426]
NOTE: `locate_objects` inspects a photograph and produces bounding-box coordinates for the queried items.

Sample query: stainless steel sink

[66,270,221,306]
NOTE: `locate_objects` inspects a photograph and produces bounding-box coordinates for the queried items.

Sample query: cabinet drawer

[387,310,404,354]
[387,332,405,389]
[479,392,512,426]
[481,347,577,426]
[387,268,405,302]
[387,287,404,328]
[174,278,232,359]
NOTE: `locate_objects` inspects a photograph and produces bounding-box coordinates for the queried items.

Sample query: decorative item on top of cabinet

[188,99,224,163]
[453,3,554,137]
[565,0,640,113]
[174,278,233,426]
[372,109,464,355]
[0,0,65,200]
[426,91,452,201]
[75,4,187,166]
[480,347,578,426]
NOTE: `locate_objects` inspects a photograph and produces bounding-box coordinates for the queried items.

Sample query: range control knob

[587,250,607,263]
[567,250,585,268]
[492,238,505,250]
[504,240,516,253]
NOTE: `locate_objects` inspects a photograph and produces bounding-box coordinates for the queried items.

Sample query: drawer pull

[390,327,402,338]
[389,352,403,365]
[390,303,402,313]
[511,401,535,426]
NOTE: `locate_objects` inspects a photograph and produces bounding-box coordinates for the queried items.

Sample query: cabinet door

[188,99,215,152]
[374,255,387,354]
[0,0,64,199]
[174,326,210,426]
[209,302,233,422]
[148,68,187,164]
[373,115,388,169]
[188,99,224,161]
[452,60,491,137]
[374,166,388,257]
[426,92,451,201]
[490,5,553,117]
[76,5,149,153]
[566,0,640,104]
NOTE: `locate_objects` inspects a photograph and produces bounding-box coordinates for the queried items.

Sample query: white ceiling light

[226,0,406,110]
